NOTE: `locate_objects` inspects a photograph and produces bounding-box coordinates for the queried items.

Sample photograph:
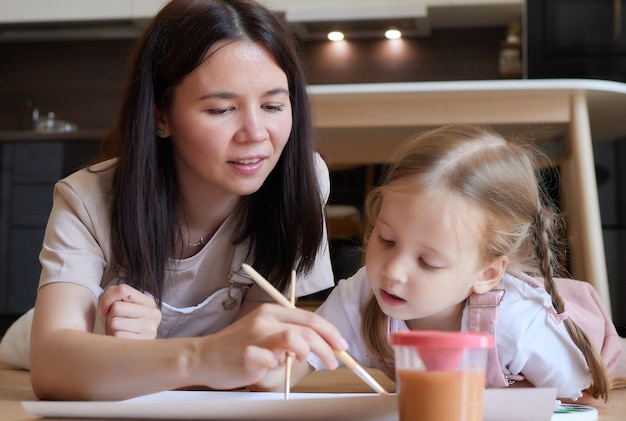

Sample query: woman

[25,0,345,400]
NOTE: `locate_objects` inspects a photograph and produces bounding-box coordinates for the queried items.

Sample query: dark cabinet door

[526,0,626,81]
[0,141,100,315]
[0,142,63,314]
[544,0,626,55]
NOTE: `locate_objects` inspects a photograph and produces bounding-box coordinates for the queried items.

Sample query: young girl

[258,124,622,401]
[0,0,348,400]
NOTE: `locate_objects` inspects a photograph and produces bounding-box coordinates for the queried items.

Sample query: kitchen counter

[309,78,626,314]
[0,129,107,142]
[2,78,625,313]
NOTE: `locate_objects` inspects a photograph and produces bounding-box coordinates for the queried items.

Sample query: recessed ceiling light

[327,31,345,41]
[385,29,402,39]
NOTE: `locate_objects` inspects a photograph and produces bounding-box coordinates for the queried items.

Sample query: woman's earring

[156,128,165,137]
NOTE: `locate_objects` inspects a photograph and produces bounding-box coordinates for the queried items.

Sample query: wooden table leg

[566,93,611,313]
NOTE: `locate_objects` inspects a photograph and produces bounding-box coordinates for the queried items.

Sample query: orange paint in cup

[391,331,494,421]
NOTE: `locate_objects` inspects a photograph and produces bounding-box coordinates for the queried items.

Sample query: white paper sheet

[22,388,558,420]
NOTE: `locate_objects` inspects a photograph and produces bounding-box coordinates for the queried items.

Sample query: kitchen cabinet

[0,0,522,24]
[261,0,434,20]
[526,0,626,82]
[0,137,101,315]
[262,0,521,21]
[262,0,521,11]
[0,0,166,23]
[0,142,62,313]
[0,0,132,24]
[449,0,519,4]
[131,0,168,19]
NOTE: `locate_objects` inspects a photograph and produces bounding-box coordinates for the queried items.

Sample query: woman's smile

[228,155,266,175]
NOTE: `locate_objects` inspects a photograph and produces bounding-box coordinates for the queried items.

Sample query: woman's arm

[30,282,345,400]
[31,282,200,400]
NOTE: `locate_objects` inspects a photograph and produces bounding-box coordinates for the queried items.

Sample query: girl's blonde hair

[361,125,611,400]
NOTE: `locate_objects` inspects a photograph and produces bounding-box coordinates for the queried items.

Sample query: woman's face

[157,40,292,200]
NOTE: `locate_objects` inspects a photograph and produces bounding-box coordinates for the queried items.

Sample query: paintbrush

[283,270,296,400]
[241,263,388,396]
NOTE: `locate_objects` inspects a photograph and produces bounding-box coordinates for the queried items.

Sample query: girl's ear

[472,256,509,295]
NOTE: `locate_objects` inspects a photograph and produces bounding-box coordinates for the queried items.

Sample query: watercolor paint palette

[552,402,598,420]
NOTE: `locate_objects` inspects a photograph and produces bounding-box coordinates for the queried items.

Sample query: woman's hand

[98,284,162,339]
[194,303,347,390]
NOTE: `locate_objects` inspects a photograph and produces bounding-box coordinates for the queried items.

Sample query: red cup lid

[390,330,494,349]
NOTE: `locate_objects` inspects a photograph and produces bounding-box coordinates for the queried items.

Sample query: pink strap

[509,270,570,323]
[467,281,509,388]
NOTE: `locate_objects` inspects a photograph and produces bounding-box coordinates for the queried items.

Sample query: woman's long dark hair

[99,0,323,300]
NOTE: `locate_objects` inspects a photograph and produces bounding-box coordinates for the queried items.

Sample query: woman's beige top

[38,154,334,338]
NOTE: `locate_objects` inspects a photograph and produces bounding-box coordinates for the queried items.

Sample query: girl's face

[156,40,292,200]
[365,181,505,330]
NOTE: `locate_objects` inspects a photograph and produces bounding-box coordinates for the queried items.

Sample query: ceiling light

[385,29,402,39]
[327,31,344,41]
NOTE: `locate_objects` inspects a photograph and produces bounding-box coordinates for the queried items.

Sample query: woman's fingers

[98,284,156,316]
[106,302,162,338]
[243,345,282,369]
[245,304,345,369]
[98,284,162,338]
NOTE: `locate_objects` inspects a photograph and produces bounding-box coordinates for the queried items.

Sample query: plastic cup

[390,330,494,421]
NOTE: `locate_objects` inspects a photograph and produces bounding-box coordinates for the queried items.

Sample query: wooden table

[309,78,626,315]
[1,363,625,420]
